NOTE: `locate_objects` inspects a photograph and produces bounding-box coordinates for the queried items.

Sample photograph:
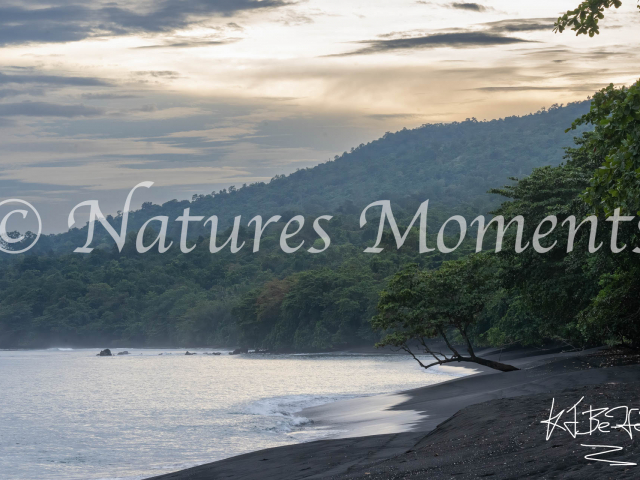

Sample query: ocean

[0,348,463,480]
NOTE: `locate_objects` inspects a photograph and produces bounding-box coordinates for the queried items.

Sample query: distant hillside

[0,100,595,349]
[31,101,589,253]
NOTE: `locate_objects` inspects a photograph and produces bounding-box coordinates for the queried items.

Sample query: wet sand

[147,348,640,480]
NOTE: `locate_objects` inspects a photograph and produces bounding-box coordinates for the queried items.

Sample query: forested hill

[0,101,593,350]
[32,101,589,253]
[187,101,589,218]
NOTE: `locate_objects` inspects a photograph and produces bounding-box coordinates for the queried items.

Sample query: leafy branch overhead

[553,0,635,37]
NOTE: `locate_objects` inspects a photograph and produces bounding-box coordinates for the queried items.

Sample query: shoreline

[146,346,640,480]
[1,348,453,480]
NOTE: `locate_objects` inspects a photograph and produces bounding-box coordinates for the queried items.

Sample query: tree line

[374,0,640,371]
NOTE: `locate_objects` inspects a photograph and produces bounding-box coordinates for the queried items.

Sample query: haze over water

[0,349,463,480]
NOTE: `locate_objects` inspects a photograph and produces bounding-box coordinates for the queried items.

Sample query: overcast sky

[1,0,639,232]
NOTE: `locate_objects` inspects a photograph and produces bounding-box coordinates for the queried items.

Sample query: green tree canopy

[372,256,518,372]
[556,1,640,215]
[554,1,638,37]
[569,83,640,216]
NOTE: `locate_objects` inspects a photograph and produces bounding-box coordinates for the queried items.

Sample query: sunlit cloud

[330,32,533,56]
[0,0,639,231]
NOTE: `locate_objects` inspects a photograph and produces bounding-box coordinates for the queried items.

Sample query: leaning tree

[372,255,518,372]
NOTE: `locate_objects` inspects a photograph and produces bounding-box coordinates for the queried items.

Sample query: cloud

[418,1,492,12]
[0,1,292,46]
[473,86,566,92]
[0,72,112,87]
[482,18,555,33]
[329,16,553,57]
[130,22,244,49]
[449,3,488,12]
[132,104,158,113]
[278,10,314,26]
[0,102,105,117]
[367,113,421,120]
[134,71,181,79]
[471,82,618,93]
[0,88,23,99]
[133,40,234,49]
[0,161,261,190]
[331,32,533,56]
[0,87,45,99]
[81,93,140,100]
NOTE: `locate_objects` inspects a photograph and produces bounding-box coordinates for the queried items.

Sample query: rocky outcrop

[97,349,112,356]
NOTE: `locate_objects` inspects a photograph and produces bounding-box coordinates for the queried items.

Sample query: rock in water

[97,349,112,357]
[117,351,129,355]
[185,351,197,355]
[229,348,248,355]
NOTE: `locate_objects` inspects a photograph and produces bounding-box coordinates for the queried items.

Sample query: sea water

[0,348,463,480]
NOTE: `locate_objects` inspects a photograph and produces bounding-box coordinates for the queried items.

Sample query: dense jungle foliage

[6,98,637,352]
[373,0,640,369]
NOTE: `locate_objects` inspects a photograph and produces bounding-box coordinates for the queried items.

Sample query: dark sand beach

[148,348,640,480]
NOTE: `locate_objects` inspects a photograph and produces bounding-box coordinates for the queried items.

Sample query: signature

[541,396,639,466]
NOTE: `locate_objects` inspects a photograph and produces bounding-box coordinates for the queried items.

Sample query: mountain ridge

[24,100,590,254]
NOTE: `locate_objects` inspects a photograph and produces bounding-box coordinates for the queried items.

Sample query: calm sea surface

[0,348,462,480]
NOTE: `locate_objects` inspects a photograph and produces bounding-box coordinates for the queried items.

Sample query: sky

[0,0,639,232]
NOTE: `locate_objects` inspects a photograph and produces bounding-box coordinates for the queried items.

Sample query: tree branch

[402,344,519,372]
[436,326,460,358]
[458,326,476,358]
[418,336,449,361]
[401,344,431,369]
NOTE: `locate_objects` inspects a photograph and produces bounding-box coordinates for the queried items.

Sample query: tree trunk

[452,328,518,372]
[466,355,519,372]
[405,341,519,373]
